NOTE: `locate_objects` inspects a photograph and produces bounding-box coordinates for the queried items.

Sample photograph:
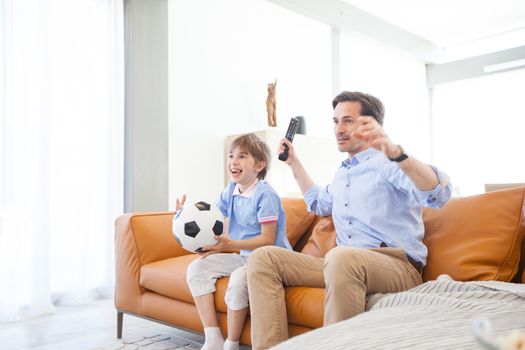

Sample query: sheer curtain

[0,0,124,321]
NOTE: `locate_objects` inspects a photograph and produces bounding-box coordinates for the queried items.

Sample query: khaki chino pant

[247,246,423,350]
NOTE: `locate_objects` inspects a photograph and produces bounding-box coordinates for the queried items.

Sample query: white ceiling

[342,0,525,47]
[267,0,525,63]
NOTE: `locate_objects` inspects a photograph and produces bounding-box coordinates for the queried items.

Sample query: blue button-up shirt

[304,148,451,266]
[217,180,292,256]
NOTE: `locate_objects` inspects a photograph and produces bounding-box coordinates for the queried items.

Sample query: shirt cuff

[304,184,321,212]
[418,166,452,207]
[259,216,278,224]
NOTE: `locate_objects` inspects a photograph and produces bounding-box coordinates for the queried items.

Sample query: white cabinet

[225,130,345,197]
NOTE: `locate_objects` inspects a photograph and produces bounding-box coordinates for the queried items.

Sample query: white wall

[339,31,432,162]
[168,0,332,206]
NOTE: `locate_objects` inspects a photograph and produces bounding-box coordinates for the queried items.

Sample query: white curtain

[0,0,124,321]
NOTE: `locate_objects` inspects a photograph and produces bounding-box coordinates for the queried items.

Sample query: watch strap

[389,145,409,162]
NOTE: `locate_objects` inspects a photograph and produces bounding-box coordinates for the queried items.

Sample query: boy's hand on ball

[208,235,230,250]
[200,236,230,258]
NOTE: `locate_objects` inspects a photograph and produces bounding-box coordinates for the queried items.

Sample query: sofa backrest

[423,186,525,282]
[284,186,525,283]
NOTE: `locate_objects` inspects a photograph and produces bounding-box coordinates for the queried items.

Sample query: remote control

[278,117,299,161]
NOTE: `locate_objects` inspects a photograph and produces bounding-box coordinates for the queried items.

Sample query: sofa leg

[117,311,123,339]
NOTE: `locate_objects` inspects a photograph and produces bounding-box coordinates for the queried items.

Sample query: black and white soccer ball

[172,201,224,253]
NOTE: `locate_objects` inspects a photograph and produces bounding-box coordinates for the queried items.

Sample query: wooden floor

[0,298,207,350]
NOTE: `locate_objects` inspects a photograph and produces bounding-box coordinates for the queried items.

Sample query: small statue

[266,80,277,127]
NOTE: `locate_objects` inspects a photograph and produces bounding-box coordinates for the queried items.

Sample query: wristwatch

[388,145,409,162]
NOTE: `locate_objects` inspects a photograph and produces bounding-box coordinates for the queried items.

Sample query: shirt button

[349,221,352,225]
[431,197,437,202]
[346,184,349,188]
[345,203,348,207]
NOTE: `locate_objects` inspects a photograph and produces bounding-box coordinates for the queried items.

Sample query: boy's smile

[230,168,242,177]
[228,146,265,192]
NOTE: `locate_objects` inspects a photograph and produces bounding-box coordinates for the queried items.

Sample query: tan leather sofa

[115,186,525,344]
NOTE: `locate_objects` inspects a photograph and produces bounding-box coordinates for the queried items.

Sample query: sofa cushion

[300,216,337,258]
[282,198,316,248]
[140,253,327,327]
[285,287,324,328]
[130,213,191,265]
[141,254,233,313]
[140,254,199,305]
[423,186,525,282]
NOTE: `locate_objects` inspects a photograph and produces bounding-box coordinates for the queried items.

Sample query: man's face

[333,101,368,155]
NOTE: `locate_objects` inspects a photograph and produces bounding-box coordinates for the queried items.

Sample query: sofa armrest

[115,212,191,313]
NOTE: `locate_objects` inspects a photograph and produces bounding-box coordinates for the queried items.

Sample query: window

[432,68,525,195]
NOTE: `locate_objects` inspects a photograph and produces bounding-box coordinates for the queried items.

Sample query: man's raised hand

[352,116,400,159]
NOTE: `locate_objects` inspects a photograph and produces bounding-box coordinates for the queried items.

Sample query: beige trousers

[247,246,423,350]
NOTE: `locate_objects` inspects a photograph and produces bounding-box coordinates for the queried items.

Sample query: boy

[177,133,291,350]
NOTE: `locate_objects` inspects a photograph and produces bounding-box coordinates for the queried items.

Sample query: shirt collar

[233,179,259,198]
[342,147,378,168]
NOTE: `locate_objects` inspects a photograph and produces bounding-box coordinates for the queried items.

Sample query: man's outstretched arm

[352,116,441,191]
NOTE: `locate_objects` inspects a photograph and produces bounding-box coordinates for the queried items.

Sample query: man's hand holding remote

[277,138,297,165]
[278,117,299,161]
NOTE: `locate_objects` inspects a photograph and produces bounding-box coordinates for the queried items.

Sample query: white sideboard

[225,130,345,198]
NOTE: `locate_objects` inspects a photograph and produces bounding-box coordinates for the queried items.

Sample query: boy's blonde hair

[229,133,271,180]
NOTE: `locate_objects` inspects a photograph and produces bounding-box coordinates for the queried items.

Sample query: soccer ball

[172,201,224,253]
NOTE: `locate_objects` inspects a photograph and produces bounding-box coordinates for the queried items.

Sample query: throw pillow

[281,198,316,247]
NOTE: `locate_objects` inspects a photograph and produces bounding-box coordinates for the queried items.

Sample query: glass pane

[432,68,525,196]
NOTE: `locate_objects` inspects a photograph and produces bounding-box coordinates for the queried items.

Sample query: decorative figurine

[266,79,277,127]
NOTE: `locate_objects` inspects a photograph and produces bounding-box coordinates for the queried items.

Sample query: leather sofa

[115,186,525,345]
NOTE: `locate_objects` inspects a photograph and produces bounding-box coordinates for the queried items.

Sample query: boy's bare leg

[223,307,249,350]
[194,293,219,327]
[194,293,224,350]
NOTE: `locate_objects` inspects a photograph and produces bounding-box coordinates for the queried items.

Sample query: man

[247,91,452,349]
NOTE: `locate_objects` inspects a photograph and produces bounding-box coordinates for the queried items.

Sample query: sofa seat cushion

[140,254,325,328]
[140,254,232,312]
[423,186,525,282]
[140,254,199,304]
[285,287,324,328]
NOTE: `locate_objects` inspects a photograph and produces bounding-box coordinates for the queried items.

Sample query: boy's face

[227,146,265,190]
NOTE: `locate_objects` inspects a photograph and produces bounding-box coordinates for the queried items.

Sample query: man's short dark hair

[332,91,385,125]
